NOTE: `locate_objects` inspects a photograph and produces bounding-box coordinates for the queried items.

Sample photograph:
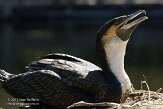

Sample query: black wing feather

[4,70,93,108]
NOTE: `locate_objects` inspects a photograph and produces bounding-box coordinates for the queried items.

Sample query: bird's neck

[98,37,132,95]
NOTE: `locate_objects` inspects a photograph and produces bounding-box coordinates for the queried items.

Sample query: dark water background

[0,5,163,108]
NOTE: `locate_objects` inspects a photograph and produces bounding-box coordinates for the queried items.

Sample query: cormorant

[0,10,148,109]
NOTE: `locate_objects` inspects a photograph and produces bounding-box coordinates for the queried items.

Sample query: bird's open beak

[117,10,148,30]
[116,10,148,41]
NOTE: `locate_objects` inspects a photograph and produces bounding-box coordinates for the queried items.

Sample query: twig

[141,75,151,101]
[67,101,133,108]
[156,88,162,93]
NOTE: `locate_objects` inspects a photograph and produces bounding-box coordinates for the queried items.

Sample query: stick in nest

[141,75,151,101]
[67,101,133,108]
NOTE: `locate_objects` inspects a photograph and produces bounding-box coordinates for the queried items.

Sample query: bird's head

[96,10,148,97]
[97,10,148,45]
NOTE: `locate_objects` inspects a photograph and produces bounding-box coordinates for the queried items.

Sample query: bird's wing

[25,53,101,77]
[24,53,104,100]
[3,70,93,107]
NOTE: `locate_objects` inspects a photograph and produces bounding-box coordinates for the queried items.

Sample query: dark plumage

[0,10,148,109]
[2,54,121,108]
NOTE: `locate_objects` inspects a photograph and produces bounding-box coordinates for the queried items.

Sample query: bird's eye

[114,21,120,25]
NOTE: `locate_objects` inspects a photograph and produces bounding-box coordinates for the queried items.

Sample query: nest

[68,80,163,109]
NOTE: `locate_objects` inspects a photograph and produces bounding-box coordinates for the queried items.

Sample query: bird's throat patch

[101,25,117,45]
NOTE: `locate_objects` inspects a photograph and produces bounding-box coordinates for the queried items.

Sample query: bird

[0,10,148,109]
